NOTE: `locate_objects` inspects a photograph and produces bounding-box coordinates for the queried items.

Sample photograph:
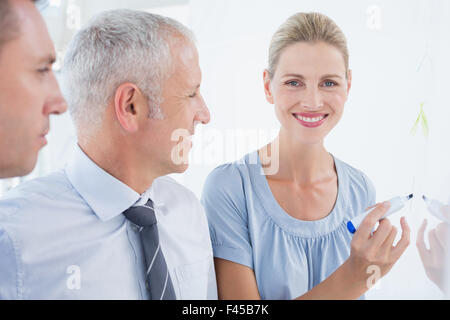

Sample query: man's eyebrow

[38,54,56,65]
[281,73,343,79]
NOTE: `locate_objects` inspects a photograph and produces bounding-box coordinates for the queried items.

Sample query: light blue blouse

[201,151,376,300]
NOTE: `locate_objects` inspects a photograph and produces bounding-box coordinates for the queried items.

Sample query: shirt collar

[65,144,146,221]
[133,188,153,207]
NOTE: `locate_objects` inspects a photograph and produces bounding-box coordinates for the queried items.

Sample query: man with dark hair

[0,0,67,179]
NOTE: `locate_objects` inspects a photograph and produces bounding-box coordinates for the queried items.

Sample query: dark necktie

[123,198,176,300]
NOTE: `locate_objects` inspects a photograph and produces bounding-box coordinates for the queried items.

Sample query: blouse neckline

[246,150,349,238]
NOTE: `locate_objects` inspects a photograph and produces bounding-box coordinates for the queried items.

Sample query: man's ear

[114,83,141,132]
[263,69,274,104]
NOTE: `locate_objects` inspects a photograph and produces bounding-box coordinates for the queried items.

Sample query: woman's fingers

[380,224,397,254]
[416,219,430,263]
[370,218,393,249]
[390,216,411,261]
[440,205,450,221]
[435,222,450,250]
[428,228,444,254]
[354,202,391,241]
[366,202,381,211]
[416,219,427,249]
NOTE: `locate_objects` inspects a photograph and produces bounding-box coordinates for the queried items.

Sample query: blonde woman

[201,12,410,299]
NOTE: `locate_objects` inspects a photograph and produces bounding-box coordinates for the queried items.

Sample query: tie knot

[123,199,157,227]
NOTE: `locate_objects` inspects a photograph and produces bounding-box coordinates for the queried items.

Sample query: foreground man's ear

[114,82,142,133]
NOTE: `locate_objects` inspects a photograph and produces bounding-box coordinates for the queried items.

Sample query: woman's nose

[301,87,323,110]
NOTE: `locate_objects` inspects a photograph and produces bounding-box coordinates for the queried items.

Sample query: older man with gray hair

[0,9,215,300]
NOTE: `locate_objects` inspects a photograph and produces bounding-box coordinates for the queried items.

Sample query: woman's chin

[286,129,327,146]
[298,138,325,146]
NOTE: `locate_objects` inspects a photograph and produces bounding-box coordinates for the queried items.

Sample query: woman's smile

[292,112,329,128]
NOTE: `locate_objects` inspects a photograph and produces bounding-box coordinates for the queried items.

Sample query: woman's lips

[292,113,329,128]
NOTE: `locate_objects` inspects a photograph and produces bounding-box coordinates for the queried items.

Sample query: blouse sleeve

[201,163,254,269]
[361,171,376,208]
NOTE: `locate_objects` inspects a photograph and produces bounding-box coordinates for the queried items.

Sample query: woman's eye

[323,81,336,87]
[286,80,301,87]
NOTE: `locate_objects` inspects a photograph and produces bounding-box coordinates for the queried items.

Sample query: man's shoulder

[0,169,76,221]
[151,175,208,228]
[152,175,199,206]
[3,169,72,196]
[153,176,213,269]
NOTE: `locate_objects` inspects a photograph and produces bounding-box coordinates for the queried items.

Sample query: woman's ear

[346,69,352,94]
[114,83,140,133]
[263,69,274,104]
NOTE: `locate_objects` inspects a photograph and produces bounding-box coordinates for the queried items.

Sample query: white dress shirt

[0,145,217,299]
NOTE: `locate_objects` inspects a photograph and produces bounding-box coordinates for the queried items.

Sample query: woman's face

[264,41,351,145]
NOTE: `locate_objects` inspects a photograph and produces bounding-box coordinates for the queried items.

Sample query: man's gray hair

[62,9,194,134]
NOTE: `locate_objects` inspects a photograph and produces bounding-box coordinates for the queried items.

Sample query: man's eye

[38,67,50,74]
[189,92,197,98]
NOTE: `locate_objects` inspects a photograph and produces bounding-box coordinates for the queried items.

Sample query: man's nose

[45,96,67,115]
[196,95,210,125]
[44,72,67,115]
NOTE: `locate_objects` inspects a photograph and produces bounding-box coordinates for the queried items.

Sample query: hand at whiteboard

[348,202,410,287]
[416,219,450,294]
[441,205,450,222]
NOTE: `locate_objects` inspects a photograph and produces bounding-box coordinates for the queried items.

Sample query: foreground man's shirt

[0,146,217,299]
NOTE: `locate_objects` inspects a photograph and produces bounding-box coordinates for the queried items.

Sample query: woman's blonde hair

[268,12,349,78]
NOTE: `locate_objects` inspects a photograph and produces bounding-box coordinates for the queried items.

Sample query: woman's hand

[347,201,410,286]
[294,201,410,300]
[416,219,450,294]
[215,202,411,300]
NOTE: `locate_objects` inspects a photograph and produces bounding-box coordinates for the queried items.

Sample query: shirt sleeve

[190,191,218,300]
[201,164,253,270]
[0,227,19,299]
[206,257,218,300]
[360,171,376,207]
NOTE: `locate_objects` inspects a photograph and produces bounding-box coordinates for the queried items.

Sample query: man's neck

[78,138,160,195]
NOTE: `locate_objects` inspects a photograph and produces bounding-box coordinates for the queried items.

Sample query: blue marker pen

[347,194,413,234]
[422,195,450,223]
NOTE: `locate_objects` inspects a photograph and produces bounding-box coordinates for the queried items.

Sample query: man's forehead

[170,37,198,62]
[11,0,56,63]
[169,41,200,80]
